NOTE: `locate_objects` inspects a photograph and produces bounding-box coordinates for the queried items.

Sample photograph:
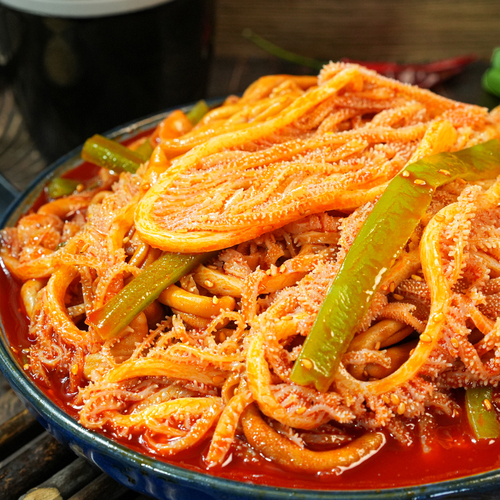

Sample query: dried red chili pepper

[243,29,477,89]
[341,55,478,88]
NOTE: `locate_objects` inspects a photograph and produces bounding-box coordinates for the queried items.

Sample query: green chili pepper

[465,386,500,440]
[242,29,324,71]
[134,138,154,159]
[291,139,500,392]
[81,134,148,174]
[186,100,210,125]
[483,68,500,98]
[87,252,213,340]
[482,47,500,97]
[47,177,80,199]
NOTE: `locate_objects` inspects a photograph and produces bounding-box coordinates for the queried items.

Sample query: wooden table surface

[214,0,500,62]
[0,55,499,500]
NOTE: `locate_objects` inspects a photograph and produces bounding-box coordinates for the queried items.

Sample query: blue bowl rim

[0,105,500,500]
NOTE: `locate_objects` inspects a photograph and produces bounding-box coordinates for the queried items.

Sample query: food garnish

[465,386,500,440]
[87,252,212,340]
[291,138,500,392]
[82,134,147,173]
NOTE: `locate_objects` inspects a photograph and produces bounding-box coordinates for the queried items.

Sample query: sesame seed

[397,402,406,415]
[434,312,445,322]
[23,364,29,370]
[374,341,381,350]
[212,375,225,385]
[393,293,404,300]
[411,274,422,281]
[402,171,410,178]
[382,395,391,405]
[122,236,130,244]
[212,296,219,304]
[438,169,451,176]
[420,333,432,343]
[204,280,214,288]
[389,282,396,293]
[414,179,426,186]
[71,364,79,375]
[391,394,400,405]
[483,399,493,411]
[76,183,85,192]
[295,406,307,415]
[301,358,313,370]
[450,337,459,348]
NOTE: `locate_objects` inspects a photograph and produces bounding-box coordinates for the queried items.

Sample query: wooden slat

[67,473,132,500]
[0,408,42,461]
[0,432,75,500]
[20,458,101,500]
[0,389,28,426]
[215,0,500,62]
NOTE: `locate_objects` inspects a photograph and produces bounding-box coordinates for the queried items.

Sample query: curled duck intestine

[2,62,500,476]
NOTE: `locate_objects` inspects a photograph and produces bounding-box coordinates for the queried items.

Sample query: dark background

[214,0,500,62]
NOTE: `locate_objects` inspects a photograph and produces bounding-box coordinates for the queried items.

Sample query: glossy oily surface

[1,111,500,499]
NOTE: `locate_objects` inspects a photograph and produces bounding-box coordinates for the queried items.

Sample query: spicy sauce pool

[1,259,500,491]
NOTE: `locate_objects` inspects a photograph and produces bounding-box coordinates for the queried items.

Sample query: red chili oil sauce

[2,264,500,491]
[2,156,500,490]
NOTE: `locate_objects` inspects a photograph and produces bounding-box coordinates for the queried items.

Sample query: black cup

[0,0,215,161]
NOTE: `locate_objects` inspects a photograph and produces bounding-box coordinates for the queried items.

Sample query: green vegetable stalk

[81,134,148,174]
[87,252,212,339]
[47,177,80,199]
[134,138,154,159]
[82,132,216,340]
[465,386,500,440]
[242,29,324,71]
[186,100,210,125]
[291,139,500,392]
